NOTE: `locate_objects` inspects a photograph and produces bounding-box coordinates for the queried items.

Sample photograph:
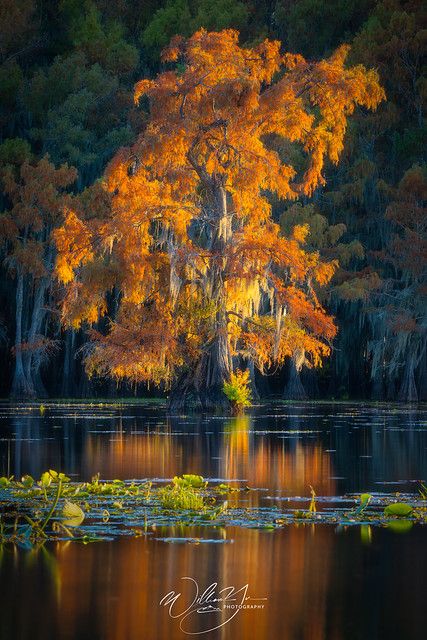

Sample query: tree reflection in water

[1,403,427,640]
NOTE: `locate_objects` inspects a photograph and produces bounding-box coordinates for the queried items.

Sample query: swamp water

[0,401,426,640]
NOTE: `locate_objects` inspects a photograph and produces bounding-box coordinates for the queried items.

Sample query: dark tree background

[0,0,425,401]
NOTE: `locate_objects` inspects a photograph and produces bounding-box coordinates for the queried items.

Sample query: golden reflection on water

[2,506,424,640]
[82,415,335,500]
[1,413,336,639]
[46,525,333,640]
[3,408,427,640]
[221,416,335,498]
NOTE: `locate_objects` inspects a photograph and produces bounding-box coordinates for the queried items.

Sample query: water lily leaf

[384,503,413,517]
[62,501,85,527]
[21,475,34,489]
[173,474,206,489]
[39,472,52,488]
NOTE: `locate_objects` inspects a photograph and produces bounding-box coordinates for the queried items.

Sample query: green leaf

[384,503,413,517]
[173,474,206,489]
[62,501,85,527]
[39,472,52,488]
[360,493,372,506]
[21,475,34,489]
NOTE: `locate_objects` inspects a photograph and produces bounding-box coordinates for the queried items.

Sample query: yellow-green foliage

[158,483,206,511]
[223,369,252,409]
[172,474,207,489]
[158,475,207,511]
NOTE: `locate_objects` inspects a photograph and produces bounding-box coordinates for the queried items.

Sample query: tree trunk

[417,348,427,402]
[23,278,48,397]
[283,356,307,400]
[196,324,232,411]
[61,329,76,397]
[371,367,385,400]
[11,274,35,398]
[386,376,397,401]
[246,358,260,402]
[169,180,232,411]
[398,356,418,402]
[301,367,319,399]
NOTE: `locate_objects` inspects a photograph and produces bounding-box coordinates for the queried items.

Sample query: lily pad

[173,474,206,489]
[62,501,85,527]
[384,503,413,517]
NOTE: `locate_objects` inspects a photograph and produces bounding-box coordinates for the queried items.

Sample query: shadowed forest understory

[0,0,425,404]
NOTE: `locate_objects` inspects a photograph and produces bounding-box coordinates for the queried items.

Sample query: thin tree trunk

[23,278,48,395]
[371,367,385,400]
[246,358,260,402]
[283,356,307,400]
[11,274,35,398]
[61,328,76,397]
[417,348,427,402]
[301,367,319,399]
[398,356,418,402]
[386,376,397,401]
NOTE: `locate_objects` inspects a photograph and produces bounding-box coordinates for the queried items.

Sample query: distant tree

[0,156,76,397]
[351,0,426,131]
[279,202,367,398]
[55,29,384,410]
[273,0,375,58]
[315,0,427,399]
[141,0,250,59]
[368,165,427,401]
[25,52,134,186]
[59,0,139,74]
[0,0,36,62]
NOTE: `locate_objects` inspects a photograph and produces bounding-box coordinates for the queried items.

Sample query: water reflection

[1,402,426,640]
[221,415,335,505]
[1,402,426,496]
[0,525,425,640]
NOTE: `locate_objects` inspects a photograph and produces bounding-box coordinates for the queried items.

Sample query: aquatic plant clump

[158,476,207,511]
[0,472,427,546]
[223,370,252,412]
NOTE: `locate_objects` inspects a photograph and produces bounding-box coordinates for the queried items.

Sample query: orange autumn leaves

[54,29,384,386]
[1,157,76,279]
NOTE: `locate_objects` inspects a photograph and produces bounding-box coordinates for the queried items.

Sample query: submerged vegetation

[1,471,426,547]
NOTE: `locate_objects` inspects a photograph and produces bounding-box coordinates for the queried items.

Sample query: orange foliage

[1,156,76,278]
[55,29,384,387]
